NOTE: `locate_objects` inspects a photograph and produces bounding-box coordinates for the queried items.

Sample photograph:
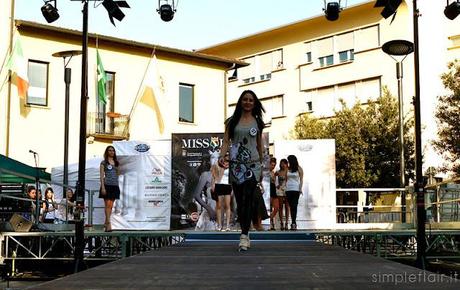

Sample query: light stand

[72,0,89,273]
[52,50,82,196]
[381,39,414,223]
[29,150,40,224]
[412,0,426,269]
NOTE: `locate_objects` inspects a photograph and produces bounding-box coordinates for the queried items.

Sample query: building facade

[199,0,460,177]
[0,20,243,171]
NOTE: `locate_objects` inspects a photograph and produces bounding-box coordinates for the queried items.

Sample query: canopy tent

[0,154,51,183]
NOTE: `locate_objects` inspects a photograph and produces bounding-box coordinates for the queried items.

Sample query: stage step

[185,231,315,241]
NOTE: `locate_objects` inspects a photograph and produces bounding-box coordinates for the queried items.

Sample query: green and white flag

[97,50,107,104]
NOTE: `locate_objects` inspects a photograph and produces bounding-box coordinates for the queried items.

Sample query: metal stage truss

[0,231,186,264]
[315,230,460,261]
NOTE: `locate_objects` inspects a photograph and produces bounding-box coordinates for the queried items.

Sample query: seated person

[55,188,75,223]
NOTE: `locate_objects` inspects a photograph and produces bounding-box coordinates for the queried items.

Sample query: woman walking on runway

[219,90,265,251]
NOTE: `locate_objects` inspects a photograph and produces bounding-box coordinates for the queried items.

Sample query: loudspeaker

[9,213,33,232]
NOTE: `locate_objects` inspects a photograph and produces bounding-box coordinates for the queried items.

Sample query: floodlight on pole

[323,1,342,21]
[67,0,129,272]
[157,0,177,22]
[374,0,402,20]
[41,0,60,23]
[102,0,131,26]
[444,0,460,20]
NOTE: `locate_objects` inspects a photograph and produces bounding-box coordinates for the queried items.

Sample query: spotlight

[102,0,130,26]
[41,0,59,23]
[444,0,460,20]
[157,0,177,22]
[324,1,342,21]
[374,0,402,19]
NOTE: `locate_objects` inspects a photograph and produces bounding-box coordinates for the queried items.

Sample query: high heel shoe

[280,223,284,231]
[291,223,297,231]
[269,219,275,231]
[104,222,112,232]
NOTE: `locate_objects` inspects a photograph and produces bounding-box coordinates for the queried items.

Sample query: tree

[292,88,415,188]
[434,60,460,176]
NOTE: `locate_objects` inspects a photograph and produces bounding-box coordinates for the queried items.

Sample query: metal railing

[336,188,411,224]
[87,112,129,139]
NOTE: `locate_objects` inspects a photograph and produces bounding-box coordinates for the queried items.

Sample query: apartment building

[199,0,460,175]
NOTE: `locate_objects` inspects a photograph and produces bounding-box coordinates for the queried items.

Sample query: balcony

[87,112,129,140]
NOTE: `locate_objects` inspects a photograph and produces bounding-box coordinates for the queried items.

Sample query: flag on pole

[5,35,29,98]
[140,54,166,134]
[97,49,107,104]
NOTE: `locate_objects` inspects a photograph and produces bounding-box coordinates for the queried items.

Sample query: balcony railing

[87,112,129,140]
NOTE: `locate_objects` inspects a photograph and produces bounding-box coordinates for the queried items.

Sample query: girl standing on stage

[43,187,57,223]
[219,90,265,251]
[99,145,120,232]
[285,155,303,231]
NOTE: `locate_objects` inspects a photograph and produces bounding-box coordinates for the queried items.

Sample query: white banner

[274,139,336,229]
[112,140,171,230]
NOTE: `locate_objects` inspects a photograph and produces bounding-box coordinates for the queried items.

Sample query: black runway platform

[26,233,458,289]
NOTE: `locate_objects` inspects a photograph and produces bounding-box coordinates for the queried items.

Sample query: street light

[382,39,413,224]
[52,50,82,196]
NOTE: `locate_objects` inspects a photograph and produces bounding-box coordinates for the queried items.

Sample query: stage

[18,238,459,289]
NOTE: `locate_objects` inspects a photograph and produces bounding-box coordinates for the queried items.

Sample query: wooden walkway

[26,238,458,289]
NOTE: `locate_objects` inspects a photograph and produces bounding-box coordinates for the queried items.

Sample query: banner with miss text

[171,133,224,230]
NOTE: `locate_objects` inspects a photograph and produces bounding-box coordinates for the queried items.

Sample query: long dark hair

[225,90,265,139]
[287,155,299,172]
[279,158,288,171]
[103,145,119,167]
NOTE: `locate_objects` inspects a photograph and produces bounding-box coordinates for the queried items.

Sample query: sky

[15,0,367,51]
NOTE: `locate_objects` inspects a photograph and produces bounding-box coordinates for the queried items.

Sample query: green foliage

[434,60,460,176]
[292,88,415,188]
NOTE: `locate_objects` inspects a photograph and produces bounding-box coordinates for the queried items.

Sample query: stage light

[444,0,460,20]
[374,0,402,19]
[157,0,177,22]
[324,1,342,21]
[41,0,59,23]
[102,0,130,26]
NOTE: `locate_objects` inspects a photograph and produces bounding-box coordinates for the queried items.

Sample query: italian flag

[5,36,29,98]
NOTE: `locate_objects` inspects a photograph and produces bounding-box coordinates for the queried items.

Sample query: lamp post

[381,39,413,223]
[52,50,82,194]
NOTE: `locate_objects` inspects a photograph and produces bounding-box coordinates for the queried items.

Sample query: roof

[15,20,248,69]
[198,0,375,53]
[0,155,51,184]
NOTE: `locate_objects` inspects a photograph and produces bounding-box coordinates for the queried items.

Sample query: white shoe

[239,234,250,251]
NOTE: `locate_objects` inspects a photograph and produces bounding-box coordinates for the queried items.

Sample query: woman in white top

[285,155,303,230]
[211,152,233,231]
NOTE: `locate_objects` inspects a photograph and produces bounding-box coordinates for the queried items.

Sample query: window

[355,25,379,51]
[27,60,48,106]
[272,49,283,70]
[319,55,334,67]
[339,49,354,62]
[260,95,284,123]
[96,71,115,134]
[240,49,283,84]
[304,42,312,63]
[179,83,194,123]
